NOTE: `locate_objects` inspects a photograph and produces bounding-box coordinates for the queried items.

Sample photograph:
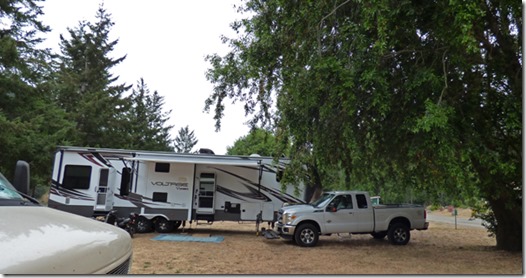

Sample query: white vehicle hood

[281,204,318,214]
[0,206,132,274]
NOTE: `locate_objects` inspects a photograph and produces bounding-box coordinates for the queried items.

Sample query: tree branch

[438,49,448,105]
[318,0,352,56]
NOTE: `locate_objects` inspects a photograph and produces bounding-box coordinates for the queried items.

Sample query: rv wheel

[137,216,153,233]
[172,220,182,230]
[155,217,174,233]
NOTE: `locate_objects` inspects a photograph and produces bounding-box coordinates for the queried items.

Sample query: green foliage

[125,78,174,151]
[205,0,522,251]
[0,0,77,196]
[226,128,281,156]
[0,1,176,200]
[53,4,132,148]
[174,125,198,153]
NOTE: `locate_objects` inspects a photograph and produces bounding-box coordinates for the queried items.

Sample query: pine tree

[174,126,198,153]
[125,78,174,151]
[53,4,131,148]
[0,0,75,195]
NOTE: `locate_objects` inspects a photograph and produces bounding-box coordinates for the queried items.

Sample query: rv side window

[62,165,92,189]
[152,192,167,202]
[155,163,170,173]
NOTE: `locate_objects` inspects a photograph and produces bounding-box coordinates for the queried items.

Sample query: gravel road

[426,211,486,229]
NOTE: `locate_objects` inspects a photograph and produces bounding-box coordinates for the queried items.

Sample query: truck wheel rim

[300,229,314,244]
[394,228,407,242]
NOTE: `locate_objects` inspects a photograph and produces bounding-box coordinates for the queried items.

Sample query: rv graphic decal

[49,183,95,201]
[212,167,305,204]
[151,181,189,190]
[79,152,126,168]
[79,153,105,167]
[216,183,271,202]
[114,194,176,208]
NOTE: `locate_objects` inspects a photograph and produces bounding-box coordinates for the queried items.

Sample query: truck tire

[155,217,174,233]
[294,223,319,247]
[137,216,153,233]
[371,231,387,240]
[388,223,410,245]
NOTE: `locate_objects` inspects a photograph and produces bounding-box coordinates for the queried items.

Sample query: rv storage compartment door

[240,202,274,221]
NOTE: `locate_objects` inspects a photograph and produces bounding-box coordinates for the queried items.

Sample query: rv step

[196,214,215,222]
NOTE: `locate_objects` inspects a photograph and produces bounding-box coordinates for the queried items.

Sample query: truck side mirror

[13,160,30,195]
[326,205,337,212]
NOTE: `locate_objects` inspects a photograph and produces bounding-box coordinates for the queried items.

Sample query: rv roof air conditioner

[198,148,215,155]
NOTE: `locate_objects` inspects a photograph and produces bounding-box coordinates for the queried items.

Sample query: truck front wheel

[294,223,319,247]
[388,223,410,245]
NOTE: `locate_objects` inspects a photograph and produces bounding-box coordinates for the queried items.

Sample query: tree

[227,128,280,156]
[53,4,131,148]
[174,125,198,153]
[124,78,174,151]
[0,0,76,196]
[205,0,521,251]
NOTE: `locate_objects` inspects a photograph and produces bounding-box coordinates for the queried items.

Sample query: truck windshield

[310,193,334,208]
[0,173,24,201]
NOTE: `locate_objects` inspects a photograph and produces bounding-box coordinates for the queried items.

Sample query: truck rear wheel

[294,223,319,247]
[388,223,410,245]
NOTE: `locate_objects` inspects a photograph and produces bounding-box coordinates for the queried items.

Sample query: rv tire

[137,216,153,233]
[172,220,182,230]
[155,217,174,233]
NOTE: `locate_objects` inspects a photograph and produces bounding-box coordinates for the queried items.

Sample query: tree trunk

[488,196,522,252]
[307,164,323,203]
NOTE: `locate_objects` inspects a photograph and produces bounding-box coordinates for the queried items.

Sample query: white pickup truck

[267,191,428,247]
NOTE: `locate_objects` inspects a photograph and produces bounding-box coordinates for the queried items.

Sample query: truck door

[353,193,375,232]
[95,168,115,212]
[324,194,360,233]
[196,173,215,214]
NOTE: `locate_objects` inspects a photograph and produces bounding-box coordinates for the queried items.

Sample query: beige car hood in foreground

[0,206,132,274]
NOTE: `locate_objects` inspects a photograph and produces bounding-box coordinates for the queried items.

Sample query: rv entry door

[196,173,215,214]
[95,168,116,212]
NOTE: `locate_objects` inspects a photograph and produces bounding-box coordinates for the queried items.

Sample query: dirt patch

[130,218,522,275]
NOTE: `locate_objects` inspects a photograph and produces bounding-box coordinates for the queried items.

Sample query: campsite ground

[130,208,523,275]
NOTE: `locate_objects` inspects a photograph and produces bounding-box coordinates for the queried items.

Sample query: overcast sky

[39,0,250,155]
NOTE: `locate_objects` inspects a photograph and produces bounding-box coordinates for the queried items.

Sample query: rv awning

[123,156,261,166]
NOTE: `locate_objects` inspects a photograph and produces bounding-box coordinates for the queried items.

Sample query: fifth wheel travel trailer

[47,146,309,233]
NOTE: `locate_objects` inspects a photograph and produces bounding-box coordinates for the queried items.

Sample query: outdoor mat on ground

[151,234,224,243]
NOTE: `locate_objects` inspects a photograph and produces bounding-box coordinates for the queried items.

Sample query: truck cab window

[356,194,368,209]
[337,195,353,210]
